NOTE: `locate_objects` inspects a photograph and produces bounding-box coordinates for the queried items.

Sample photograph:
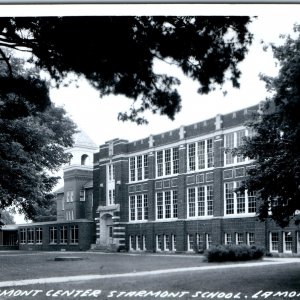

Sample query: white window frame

[206,233,212,249]
[129,194,149,222]
[70,225,79,244]
[224,181,256,216]
[35,227,43,244]
[27,228,34,244]
[156,235,162,252]
[129,155,149,182]
[236,233,244,245]
[187,138,214,172]
[156,147,180,178]
[20,229,26,244]
[171,235,177,252]
[49,227,57,244]
[224,129,253,166]
[156,190,178,220]
[187,185,214,218]
[283,232,293,253]
[187,234,194,252]
[270,232,279,253]
[247,232,255,246]
[225,233,232,245]
[60,226,68,244]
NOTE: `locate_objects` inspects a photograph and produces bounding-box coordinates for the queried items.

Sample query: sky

[1,4,299,223]
[48,10,299,147]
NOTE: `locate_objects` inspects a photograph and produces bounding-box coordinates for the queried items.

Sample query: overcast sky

[2,4,299,223]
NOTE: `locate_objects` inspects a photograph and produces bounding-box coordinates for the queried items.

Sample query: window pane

[188,188,196,217]
[188,143,196,171]
[225,182,234,214]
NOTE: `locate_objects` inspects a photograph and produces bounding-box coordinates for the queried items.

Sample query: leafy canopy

[236,26,300,227]
[0,16,253,124]
[0,56,77,220]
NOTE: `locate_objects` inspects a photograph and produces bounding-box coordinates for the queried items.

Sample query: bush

[205,244,265,262]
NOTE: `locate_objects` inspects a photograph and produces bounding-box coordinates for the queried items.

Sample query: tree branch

[0,48,13,77]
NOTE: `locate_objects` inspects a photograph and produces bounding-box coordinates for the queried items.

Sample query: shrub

[205,244,265,262]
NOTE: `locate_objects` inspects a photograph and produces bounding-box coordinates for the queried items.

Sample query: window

[187,234,194,251]
[248,191,256,213]
[136,235,141,250]
[36,228,43,244]
[196,234,204,251]
[206,234,212,249]
[81,154,88,165]
[283,232,292,253]
[236,233,244,245]
[80,190,85,201]
[247,233,255,246]
[129,236,134,251]
[172,235,177,251]
[164,235,170,251]
[188,139,214,172]
[60,226,68,244]
[20,229,26,244]
[224,129,253,165]
[137,195,143,220]
[107,164,115,182]
[236,130,246,163]
[50,227,57,244]
[27,228,34,244]
[129,194,148,221]
[108,189,115,205]
[66,191,74,203]
[236,181,245,214]
[156,190,178,220]
[143,235,146,251]
[129,155,149,182]
[156,148,180,177]
[187,185,214,218]
[62,196,65,211]
[225,233,232,245]
[270,232,279,252]
[70,225,79,244]
[224,182,256,215]
[156,235,162,251]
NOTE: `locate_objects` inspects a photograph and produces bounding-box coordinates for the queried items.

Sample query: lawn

[1,251,300,300]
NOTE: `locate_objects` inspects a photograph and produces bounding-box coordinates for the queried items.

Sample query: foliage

[235,26,300,227]
[205,244,265,262]
[0,16,253,124]
[0,210,15,225]
[0,56,77,220]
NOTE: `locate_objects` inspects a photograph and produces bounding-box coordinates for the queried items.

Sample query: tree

[235,26,300,227]
[0,210,15,225]
[0,56,77,220]
[0,16,253,124]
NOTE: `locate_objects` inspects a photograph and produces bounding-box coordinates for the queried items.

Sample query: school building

[2,103,300,254]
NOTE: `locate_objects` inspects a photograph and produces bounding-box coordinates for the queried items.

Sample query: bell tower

[56,130,98,221]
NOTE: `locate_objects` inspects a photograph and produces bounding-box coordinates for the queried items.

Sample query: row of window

[129,183,256,222]
[19,225,79,245]
[128,129,253,183]
[129,233,255,252]
[270,232,294,253]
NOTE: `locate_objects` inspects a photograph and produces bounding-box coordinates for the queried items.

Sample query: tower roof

[73,130,98,149]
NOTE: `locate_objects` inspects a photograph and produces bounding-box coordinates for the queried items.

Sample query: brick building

[6,103,300,254]
[91,103,300,254]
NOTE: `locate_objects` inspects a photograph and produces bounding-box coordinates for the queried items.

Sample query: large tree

[0,16,253,123]
[0,56,77,220]
[235,26,300,227]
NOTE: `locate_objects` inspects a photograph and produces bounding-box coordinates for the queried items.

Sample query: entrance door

[107,226,113,244]
[99,213,113,246]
